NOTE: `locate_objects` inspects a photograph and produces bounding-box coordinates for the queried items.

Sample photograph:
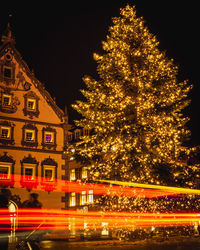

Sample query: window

[0,163,11,180]
[3,66,12,79]
[23,91,40,118]
[0,126,10,139]
[42,127,56,150]
[21,124,38,147]
[70,192,76,207]
[80,191,87,205]
[82,167,87,179]
[88,190,93,204]
[45,132,54,143]
[27,98,36,110]
[25,129,35,141]
[43,166,55,182]
[0,121,14,145]
[70,169,76,181]
[20,155,39,187]
[24,165,35,181]
[41,158,57,185]
[2,94,11,107]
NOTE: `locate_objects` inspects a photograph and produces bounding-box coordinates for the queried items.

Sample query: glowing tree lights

[71,5,195,214]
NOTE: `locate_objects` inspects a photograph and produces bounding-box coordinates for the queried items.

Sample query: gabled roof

[0,24,64,121]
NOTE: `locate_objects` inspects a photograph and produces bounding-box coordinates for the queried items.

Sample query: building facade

[63,127,95,211]
[0,24,68,209]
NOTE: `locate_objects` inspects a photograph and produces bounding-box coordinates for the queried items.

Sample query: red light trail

[0,174,189,198]
[0,209,199,231]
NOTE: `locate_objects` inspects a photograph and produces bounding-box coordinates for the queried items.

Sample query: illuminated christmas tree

[72,5,193,192]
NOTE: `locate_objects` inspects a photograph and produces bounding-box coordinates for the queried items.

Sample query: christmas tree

[72,5,193,199]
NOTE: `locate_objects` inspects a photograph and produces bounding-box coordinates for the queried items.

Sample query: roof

[0,24,64,121]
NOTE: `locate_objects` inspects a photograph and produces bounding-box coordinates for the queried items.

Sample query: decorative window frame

[23,164,36,181]
[41,126,57,150]
[23,91,40,119]
[20,154,38,181]
[0,162,12,180]
[20,154,39,190]
[0,55,15,85]
[0,90,19,114]
[0,121,15,145]
[0,152,15,185]
[41,157,58,182]
[21,123,38,147]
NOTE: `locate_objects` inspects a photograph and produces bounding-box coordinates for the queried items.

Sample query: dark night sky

[0,1,200,146]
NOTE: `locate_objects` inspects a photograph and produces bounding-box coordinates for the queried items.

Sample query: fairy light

[68,4,198,238]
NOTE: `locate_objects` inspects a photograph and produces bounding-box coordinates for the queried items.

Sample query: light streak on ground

[0,209,200,231]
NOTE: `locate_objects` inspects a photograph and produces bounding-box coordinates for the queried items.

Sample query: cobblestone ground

[38,237,200,250]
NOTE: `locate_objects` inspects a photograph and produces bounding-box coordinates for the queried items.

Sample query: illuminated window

[70,192,76,207]
[25,129,35,141]
[80,191,87,205]
[24,165,35,181]
[22,124,38,147]
[45,132,54,143]
[82,167,87,179]
[0,164,11,180]
[88,190,93,204]
[27,98,36,110]
[70,169,76,181]
[42,127,56,150]
[43,166,55,181]
[0,127,10,139]
[23,91,40,118]
[2,94,11,107]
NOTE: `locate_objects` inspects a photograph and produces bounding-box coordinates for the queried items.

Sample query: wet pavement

[37,237,200,250]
